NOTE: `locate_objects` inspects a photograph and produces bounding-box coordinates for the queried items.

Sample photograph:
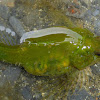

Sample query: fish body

[0,27,99,76]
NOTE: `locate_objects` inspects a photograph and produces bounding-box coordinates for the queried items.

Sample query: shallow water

[0,0,100,100]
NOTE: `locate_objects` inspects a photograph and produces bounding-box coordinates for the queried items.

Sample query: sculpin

[0,26,99,76]
[0,0,100,99]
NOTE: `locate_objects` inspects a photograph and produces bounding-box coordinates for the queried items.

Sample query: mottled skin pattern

[0,27,99,76]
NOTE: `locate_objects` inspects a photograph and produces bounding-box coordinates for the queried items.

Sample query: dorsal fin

[20,27,82,43]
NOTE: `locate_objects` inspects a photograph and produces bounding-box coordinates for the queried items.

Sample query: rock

[93,9,99,16]
[96,21,100,27]
[94,28,100,36]
[80,0,88,8]
[9,16,26,37]
[67,89,95,100]
[94,20,100,36]
[2,66,21,83]
[0,0,15,7]
[0,65,21,86]
[0,5,10,19]
[0,82,23,100]
[90,64,100,75]
[21,86,33,100]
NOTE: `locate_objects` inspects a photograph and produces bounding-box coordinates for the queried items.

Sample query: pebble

[9,16,26,37]
[0,25,5,31]
[96,20,100,27]
[93,9,99,16]
[67,89,95,100]
[90,64,100,75]
[2,66,21,83]
[94,27,100,36]
[0,65,21,86]
[0,5,10,19]
[21,86,33,100]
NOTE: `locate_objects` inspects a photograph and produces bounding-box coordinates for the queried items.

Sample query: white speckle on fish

[77,46,79,48]
[81,46,91,50]
[87,46,91,49]
[51,43,55,45]
[70,41,73,44]
[74,43,77,45]
[43,43,47,46]
[82,46,87,50]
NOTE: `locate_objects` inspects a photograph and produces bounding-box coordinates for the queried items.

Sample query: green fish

[0,26,100,76]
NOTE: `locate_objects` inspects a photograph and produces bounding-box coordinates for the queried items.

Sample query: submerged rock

[0,5,10,19]
[9,16,26,37]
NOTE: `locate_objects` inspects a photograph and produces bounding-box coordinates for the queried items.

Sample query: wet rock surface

[67,89,96,100]
[9,16,26,37]
[0,0,100,100]
[0,5,11,20]
[91,63,100,75]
